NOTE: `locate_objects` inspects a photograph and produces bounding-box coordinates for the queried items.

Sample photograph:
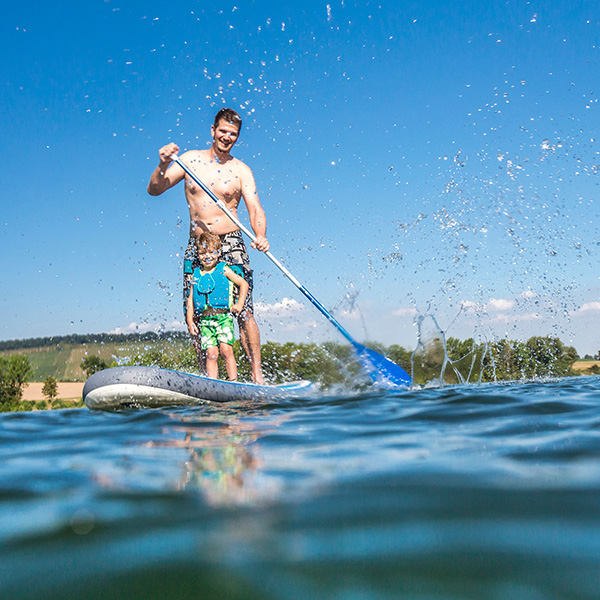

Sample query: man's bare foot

[252,371,265,385]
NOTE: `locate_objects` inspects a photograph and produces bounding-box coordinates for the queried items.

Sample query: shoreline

[22,382,84,402]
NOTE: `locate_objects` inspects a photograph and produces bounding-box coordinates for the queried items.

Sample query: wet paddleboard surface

[83,366,314,410]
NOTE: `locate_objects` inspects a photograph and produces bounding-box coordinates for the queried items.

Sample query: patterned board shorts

[183,230,254,318]
[199,313,235,350]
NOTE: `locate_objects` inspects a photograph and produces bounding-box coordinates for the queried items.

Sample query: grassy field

[2,338,192,382]
[572,359,600,373]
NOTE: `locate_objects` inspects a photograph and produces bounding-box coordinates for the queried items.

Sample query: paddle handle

[172,155,355,345]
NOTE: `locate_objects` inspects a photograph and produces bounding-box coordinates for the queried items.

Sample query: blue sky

[1,0,599,355]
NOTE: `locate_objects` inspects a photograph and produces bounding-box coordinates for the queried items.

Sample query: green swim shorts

[199,313,235,350]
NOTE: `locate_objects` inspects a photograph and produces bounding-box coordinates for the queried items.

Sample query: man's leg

[238,311,264,384]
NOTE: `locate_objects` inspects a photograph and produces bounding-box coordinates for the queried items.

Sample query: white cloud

[486,298,515,311]
[254,297,306,318]
[519,290,537,300]
[109,320,185,335]
[337,307,362,320]
[254,297,324,338]
[459,300,479,311]
[391,307,418,317]
[490,312,541,323]
[575,302,600,314]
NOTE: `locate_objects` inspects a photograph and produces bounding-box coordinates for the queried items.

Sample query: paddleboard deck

[83,366,314,410]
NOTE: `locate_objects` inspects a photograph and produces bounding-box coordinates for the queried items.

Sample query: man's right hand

[159,143,179,165]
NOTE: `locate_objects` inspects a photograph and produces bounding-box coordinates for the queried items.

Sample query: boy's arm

[186,288,199,336]
[224,266,249,315]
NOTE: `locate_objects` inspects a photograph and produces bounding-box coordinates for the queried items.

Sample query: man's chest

[185,161,241,201]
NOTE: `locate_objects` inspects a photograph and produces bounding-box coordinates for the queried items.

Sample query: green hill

[0,332,191,382]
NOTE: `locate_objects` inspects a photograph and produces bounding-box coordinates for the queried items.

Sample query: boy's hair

[196,231,221,253]
[214,107,242,132]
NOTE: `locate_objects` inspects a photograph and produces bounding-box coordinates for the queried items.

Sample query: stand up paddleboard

[83,366,314,410]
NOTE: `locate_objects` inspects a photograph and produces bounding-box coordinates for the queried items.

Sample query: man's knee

[238,310,256,328]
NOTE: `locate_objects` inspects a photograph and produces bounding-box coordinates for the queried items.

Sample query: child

[186,232,249,381]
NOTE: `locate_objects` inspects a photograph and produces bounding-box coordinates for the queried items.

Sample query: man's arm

[240,165,270,252]
[147,143,185,196]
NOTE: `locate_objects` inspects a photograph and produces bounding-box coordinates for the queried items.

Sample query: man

[148,108,269,384]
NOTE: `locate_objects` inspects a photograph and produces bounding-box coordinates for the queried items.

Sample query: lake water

[2,376,600,599]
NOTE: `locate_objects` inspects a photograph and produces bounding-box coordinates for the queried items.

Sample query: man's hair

[214,108,242,132]
[196,231,222,252]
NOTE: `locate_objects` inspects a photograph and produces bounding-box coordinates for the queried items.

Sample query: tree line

[0,330,189,352]
[0,334,587,412]
[92,334,583,387]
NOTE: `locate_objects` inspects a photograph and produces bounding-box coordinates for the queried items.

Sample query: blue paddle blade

[353,343,412,387]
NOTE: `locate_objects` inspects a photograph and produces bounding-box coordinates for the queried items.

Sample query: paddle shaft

[173,156,357,345]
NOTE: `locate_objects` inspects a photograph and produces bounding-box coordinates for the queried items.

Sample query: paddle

[171,155,411,387]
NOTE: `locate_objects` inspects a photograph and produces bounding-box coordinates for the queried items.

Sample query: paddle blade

[354,344,412,387]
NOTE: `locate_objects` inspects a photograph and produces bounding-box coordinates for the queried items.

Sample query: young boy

[186,232,249,381]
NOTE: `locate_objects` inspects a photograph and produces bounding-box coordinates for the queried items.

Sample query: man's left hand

[251,236,270,252]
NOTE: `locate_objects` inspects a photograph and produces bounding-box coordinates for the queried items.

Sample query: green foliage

[50,398,85,409]
[126,343,203,374]
[386,344,412,373]
[482,336,579,381]
[81,356,109,377]
[260,341,353,387]
[0,332,586,412]
[42,376,58,400]
[443,337,485,384]
[0,354,33,407]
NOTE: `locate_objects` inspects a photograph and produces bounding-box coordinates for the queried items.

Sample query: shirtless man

[147,108,269,384]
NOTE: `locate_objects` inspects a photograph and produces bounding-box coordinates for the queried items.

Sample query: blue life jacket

[192,262,243,312]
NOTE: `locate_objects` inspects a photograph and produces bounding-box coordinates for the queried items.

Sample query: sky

[1,0,599,355]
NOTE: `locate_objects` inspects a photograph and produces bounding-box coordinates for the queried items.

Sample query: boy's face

[198,244,220,269]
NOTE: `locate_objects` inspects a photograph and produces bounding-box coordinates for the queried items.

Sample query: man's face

[211,119,240,154]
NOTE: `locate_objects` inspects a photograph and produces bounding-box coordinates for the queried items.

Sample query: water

[2,376,600,599]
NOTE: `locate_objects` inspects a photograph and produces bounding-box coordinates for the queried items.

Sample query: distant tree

[595,351,600,361]
[0,354,33,406]
[386,344,412,373]
[81,356,109,377]
[128,349,174,369]
[482,336,579,382]
[42,376,58,400]
[444,337,484,384]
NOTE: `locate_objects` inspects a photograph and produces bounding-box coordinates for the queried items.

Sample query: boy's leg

[219,342,237,381]
[205,346,219,379]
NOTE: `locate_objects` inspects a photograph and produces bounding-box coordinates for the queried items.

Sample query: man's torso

[182,149,246,237]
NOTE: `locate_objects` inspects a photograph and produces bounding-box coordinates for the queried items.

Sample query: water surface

[2,376,600,599]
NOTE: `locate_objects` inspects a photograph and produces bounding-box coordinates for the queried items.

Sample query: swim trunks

[183,230,254,317]
[199,313,235,350]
